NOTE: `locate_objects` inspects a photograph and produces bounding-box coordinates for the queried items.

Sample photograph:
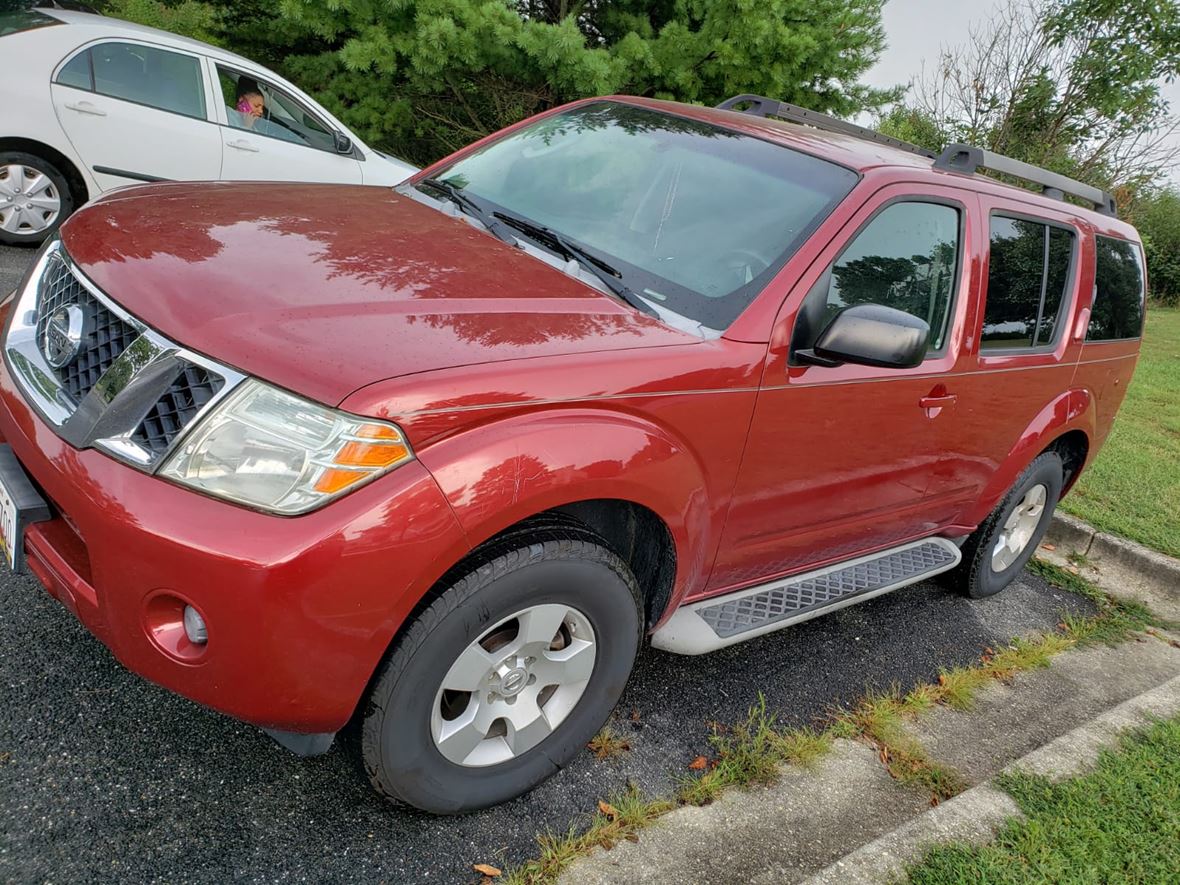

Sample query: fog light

[183,605,208,645]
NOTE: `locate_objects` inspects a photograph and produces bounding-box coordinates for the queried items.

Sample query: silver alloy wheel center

[991,482,1048,572]
[430,603,598,768]
[0,164,62,236]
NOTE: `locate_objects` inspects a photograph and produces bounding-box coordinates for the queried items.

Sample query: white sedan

[0,7,417,245]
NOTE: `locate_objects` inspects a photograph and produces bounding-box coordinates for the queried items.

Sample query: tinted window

[1,10,59,36]
[430,102,859,330]
[91,42,206,119]
[798,202,960,355]
[1088,236,1146,340]
[982,216,1076,349]
[56,49,93,91]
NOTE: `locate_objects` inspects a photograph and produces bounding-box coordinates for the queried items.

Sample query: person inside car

[233,79,265,128]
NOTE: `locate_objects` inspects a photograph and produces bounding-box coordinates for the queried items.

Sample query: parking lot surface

[0,242,1094,882]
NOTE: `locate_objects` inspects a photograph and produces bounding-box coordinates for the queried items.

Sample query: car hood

[60,182,692,405]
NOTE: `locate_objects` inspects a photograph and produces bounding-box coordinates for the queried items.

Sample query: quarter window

[1087,236,1146,341]
[56,43,207,119]
[56,50,93,91]
[796,201,961,356]
[982,216,1076,349]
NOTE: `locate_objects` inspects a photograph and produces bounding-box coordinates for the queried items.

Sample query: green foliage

[1130,188,1180,306]
[907,715,1180,884]
[99,0,898,165]
[100,0,221,43]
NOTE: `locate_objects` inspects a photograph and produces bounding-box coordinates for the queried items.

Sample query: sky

[863,0,1180,184]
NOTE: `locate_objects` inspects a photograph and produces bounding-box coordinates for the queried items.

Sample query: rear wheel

[945,451,1064,599]
[361,535,642,813]
[0,152,74,246]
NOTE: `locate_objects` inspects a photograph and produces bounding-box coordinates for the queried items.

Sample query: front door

[708,187,974,593]
[214,66,364,185]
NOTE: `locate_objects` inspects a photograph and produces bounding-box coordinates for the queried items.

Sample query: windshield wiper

[418,178,518,245]
[493,213,658,318]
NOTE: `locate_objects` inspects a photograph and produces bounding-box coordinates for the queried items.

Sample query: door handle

[918,393,958,409]
[64,101,106,117]
[226,139,259,152]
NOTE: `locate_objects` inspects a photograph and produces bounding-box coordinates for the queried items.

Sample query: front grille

[131,365,225,456]
[36,258,139,401]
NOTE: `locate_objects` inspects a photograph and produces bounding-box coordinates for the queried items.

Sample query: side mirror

[333,132,353,155]
[799,303,929,369]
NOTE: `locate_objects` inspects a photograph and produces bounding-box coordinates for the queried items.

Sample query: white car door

[50,40,222,191]
[214,64,364,184]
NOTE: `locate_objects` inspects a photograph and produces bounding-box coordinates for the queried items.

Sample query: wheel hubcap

[430,603,597,767]
[991,483,1048,572]
[0,164,61,236]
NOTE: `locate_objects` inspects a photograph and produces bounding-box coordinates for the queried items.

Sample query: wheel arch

[962,389,1093,526]
[0,136,90,208]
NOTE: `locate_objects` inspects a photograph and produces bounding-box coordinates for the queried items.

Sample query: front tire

[945,451,1064,599]
[0,152,75,246]
[361,536,642,813]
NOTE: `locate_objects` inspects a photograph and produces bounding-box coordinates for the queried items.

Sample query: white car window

[56,42,208,120]
[218,67,339,153]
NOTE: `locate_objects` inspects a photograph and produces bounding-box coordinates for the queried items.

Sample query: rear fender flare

[962,389,1093,527]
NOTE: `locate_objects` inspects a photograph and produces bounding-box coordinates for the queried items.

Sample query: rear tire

[361,535,642,813]
[944,452,1064,599]
[0,152,75,246]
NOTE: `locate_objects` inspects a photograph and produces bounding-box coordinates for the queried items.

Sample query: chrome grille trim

[3,240,246,471]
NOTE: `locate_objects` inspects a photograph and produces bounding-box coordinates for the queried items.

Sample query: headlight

[160,380,413,514]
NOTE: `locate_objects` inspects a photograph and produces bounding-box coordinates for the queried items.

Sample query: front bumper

[0,355,470,734]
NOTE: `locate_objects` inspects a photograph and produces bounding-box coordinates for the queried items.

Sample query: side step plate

[651,538,961,655]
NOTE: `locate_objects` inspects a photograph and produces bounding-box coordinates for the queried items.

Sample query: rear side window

[56,50,93,90]
[70,42,208,119]
[796,201,961,355]
[1087,236,1146,341]
[982,216,1076,349]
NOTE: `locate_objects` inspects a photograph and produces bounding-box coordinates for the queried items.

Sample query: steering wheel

[719,247,774,286]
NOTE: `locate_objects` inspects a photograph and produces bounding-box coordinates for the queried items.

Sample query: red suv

[0,95,1145,812]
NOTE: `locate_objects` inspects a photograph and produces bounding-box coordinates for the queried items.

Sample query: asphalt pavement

[0,242,1097,883]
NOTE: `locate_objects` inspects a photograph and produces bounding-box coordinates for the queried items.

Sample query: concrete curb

[1045,512,1180,622]
[805,673,1180,884]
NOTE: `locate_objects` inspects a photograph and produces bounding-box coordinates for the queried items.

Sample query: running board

[651,538,961,655]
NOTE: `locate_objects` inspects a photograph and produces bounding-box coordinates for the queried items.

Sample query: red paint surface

[0,95,1142,735]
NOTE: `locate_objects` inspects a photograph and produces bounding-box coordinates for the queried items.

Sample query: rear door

[708,184,975,592]
[50,40,222,189]
[213,65,364,184]
[935,198,1086,514]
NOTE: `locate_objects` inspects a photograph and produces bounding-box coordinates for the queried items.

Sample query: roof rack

[715,94,937,161]
[716,94,1119,217]
[933,145,1117,216]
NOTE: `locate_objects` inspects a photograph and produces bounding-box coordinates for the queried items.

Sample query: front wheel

[945,451,1064,599]
[361,536,642,813]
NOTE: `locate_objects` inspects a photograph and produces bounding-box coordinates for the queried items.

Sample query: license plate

[0,445,50,573]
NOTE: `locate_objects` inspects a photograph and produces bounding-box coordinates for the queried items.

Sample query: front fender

[416,408,718,604]
[961,388,1093,527]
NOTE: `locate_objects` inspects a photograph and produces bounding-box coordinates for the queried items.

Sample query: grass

[501,564,1166,883]
[906,714,1180,884]
[1061,306,1180,558]
[586,725,631,760]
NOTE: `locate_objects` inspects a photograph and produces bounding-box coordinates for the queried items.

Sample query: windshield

[428,101,859,329]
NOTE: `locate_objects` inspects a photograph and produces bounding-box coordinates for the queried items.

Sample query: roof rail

[715,94,937,161]
[934,145,1117,216]
[717,94,1119,217]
